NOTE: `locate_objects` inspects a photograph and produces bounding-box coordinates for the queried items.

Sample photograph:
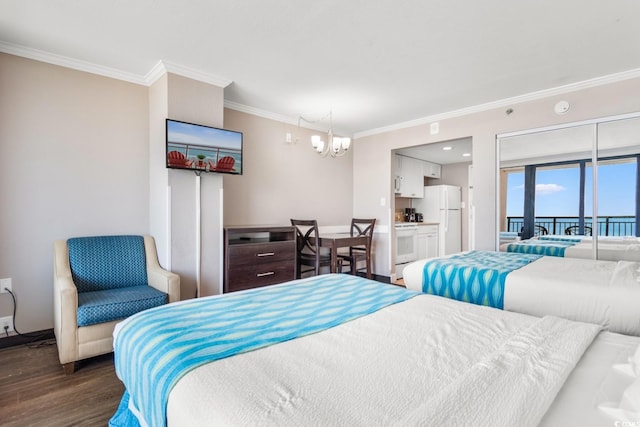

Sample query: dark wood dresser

[224,226,297,293]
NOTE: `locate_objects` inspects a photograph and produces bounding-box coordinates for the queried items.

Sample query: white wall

[148,74,170,270]
[353,76,640,277]
[223,109,354,227]
[155,73,226,298]
[0,53,149,332]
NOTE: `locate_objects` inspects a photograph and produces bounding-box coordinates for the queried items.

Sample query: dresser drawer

[227,241,295,267]
[224,226,297,293]
[226,261,295,292]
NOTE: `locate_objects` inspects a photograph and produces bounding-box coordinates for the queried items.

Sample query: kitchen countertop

[395,222,439,226]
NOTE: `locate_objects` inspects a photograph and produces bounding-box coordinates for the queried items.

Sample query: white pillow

[614,344,640,378]
[598,378,640,421]
[620,378,640,413]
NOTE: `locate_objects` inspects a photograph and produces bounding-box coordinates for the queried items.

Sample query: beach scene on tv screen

[167,120,242,174]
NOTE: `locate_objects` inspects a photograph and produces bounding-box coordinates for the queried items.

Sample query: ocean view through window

[505,157,637,237]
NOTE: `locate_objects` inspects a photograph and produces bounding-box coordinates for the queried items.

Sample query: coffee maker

[404,208,423,222]
[404,208,416,222]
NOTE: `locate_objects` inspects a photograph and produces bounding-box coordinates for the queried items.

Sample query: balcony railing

[506,216,637,236]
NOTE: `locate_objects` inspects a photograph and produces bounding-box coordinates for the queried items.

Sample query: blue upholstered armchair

[53,235,180,374]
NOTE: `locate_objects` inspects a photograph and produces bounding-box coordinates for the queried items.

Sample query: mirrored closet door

[497,112,640,260]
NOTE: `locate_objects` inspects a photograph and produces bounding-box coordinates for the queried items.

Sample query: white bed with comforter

[403,252,640,336]
[566,241,640,261]
[109,274,640,427]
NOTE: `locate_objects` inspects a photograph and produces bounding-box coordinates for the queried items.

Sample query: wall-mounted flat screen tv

[166,119,243,175]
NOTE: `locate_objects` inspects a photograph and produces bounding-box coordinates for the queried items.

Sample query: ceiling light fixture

[299,111,351,158]
[462,153,471,157]
[442,146,453,151]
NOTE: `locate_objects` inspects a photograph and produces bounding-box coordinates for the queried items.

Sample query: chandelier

[299,111,351,158]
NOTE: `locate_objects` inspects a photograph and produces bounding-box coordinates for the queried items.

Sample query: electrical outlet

[0,278,11,294]
[0,316,13,334]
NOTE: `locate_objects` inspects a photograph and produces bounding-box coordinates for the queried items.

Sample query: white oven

[395,223,418,278]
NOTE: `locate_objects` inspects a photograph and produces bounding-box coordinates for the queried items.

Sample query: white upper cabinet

[395,154,424,198]
[423,160,441,179]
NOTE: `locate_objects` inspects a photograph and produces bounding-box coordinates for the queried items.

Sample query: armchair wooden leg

[62,362,75,375]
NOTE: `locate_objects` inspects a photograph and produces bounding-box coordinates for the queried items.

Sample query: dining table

[315,233,371,278]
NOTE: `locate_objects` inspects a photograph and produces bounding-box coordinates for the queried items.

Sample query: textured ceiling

[1,0,639,137]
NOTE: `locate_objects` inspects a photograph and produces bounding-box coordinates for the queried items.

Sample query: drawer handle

[256,271,275,277]
[257,252,275,257]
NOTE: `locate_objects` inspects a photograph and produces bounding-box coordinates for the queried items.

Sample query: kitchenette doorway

[392,137,473,279]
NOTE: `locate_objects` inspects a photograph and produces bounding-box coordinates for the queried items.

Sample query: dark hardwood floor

[0,340,123,426]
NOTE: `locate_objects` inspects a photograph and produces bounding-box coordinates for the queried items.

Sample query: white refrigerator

[414,185,461,256]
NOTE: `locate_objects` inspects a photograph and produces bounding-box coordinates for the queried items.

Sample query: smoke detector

[554,101,570,115]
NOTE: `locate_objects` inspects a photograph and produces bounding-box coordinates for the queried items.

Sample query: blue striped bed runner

[109,274,418,427]
[537,235,584,243]
[505,239,577,256]
[422,251,542,309]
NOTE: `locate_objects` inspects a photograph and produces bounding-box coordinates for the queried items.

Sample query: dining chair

[564,225,592,236]
[535,224,549,236]
[290,219,332,278]
[338,218,376,279]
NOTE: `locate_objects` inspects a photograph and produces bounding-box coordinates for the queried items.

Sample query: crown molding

[224,101,332,133]
[354,67,640,139]
[0,41,232,88]
[224,101,298,125]
[146,60,232,88]
[144,61,168,86]
[0,41,147,85]
[2,39,639,136]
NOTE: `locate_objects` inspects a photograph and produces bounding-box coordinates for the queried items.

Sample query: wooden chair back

[290,219,326,278]
[350,218,376,255]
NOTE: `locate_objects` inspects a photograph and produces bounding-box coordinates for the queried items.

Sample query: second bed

[402,250,640,336]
